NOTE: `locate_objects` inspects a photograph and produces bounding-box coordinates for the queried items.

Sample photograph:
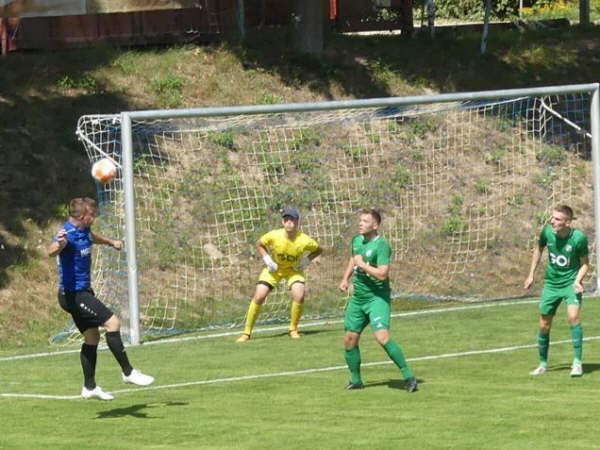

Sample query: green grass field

[2,297,600,449]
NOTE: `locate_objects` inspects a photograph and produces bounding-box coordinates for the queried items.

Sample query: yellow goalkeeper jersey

[260,229,319,270]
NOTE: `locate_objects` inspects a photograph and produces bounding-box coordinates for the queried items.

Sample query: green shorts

[344,296,391,333]
[539,284,582,316]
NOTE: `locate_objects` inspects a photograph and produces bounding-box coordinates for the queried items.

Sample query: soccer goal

[72,84,600,345]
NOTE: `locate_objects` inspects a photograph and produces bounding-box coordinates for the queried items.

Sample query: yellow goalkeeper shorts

[258,267,305,289]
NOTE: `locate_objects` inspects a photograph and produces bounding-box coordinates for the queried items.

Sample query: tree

[291,0,328,55]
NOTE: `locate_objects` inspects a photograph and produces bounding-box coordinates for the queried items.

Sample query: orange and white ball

[91,158,118,184]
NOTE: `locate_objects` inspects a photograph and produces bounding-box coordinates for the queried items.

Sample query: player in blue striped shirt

[48,197,154,400]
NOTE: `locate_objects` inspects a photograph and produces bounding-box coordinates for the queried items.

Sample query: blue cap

[282,208,300,220]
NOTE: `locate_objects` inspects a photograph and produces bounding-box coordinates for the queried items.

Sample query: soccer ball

[91,158,117,184]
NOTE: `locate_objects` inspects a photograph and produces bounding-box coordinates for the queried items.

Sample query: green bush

[442,214,465,235]
[426,0,518,19]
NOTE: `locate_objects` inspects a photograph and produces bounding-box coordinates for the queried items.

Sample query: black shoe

[344,381,364,390]
[405,377,418,393]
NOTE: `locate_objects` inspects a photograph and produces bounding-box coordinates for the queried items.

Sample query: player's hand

[294,256,311,272]
[112,239,124,250]
[262,254,278,273]
[352,254,366,269]
[523,275,534,290]
[339,280,349,292]
[55,229,68,248]
[574,281,584,294]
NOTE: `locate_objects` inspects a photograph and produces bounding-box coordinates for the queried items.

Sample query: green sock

[571,324,583,365]
[344,347,362,385]
[537,331,549,366]
[383,340,414,380]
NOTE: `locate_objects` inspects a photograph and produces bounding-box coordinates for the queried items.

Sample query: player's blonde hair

[69,197,97,219]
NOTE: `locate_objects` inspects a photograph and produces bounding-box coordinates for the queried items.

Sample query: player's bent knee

[103,314,120,331]
[83,327,100,345]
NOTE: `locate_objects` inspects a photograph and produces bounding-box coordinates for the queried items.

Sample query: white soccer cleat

[81,386,114,401]
[122,369,155,386]
[529,365,547,376]
[570,363,583,377]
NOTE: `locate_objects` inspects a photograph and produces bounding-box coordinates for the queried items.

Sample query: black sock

[105,331,133,376]
[80,343,98,390]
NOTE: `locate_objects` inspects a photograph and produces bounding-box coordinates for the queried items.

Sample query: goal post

[74,83,600,346]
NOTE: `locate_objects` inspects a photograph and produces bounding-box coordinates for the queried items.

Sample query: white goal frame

[98,83,600,345]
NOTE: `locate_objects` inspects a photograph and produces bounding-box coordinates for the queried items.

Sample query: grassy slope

[0,24,599,349]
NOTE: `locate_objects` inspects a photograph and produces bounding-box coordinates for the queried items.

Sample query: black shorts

[58,289,114,333]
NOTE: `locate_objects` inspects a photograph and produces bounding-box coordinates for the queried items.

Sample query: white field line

[0,298,539,363]
[2,335,598,401]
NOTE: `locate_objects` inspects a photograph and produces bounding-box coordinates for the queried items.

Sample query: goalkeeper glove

[262,254,278,273]
[294,256,311,272]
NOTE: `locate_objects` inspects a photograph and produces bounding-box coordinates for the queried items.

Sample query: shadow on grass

[365,378,424,390]
[548,363,600,374]
[224,24,599,102]
[95,401,189,419]
[265,328,337,340]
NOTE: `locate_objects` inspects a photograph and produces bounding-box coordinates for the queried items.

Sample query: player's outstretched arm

[91,231,123,250]
[47,229,68,257]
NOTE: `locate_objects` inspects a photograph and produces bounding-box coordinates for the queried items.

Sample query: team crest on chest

[566,244,572,252]
[366,250,373,257]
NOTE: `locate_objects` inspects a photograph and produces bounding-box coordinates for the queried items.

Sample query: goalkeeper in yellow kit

[236,208,323,342]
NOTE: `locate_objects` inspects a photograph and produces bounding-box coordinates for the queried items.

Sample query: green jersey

[351,233,391,302]
[539,224,588,288]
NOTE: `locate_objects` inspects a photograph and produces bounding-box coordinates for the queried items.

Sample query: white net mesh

[64,92,594,342]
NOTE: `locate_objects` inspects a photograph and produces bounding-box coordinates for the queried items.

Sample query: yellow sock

[243,302,261,335]
[289,301,303,331]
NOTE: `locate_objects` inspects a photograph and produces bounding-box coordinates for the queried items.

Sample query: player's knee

[568,316,580,326]
[252,296,266,305]
[104,315,120,331]
[375,335,389,346]
[83,328,100,345]
[344,333,359,348]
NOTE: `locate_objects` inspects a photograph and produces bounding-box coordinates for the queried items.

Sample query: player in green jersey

[524,205,589,377]
[338,208,417,392]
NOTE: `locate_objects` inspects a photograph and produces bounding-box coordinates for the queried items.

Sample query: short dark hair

[69,197,97,219]
[554,204,574,220]
[359,208,381,224]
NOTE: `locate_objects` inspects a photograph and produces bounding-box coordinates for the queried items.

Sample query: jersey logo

[566,244,573,251]
[80,248,92,257]
[366,250,373,257]
[276,253,298,262]
[550,252,569,267]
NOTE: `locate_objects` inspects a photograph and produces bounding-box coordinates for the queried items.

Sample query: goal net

[64,87,596,343]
